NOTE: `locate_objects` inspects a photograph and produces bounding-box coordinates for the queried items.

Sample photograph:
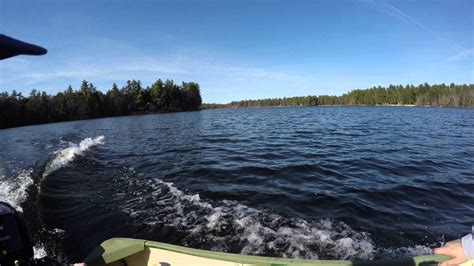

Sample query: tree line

[1,82,472,129]
[205,83,473,109]
[0,79,202,129]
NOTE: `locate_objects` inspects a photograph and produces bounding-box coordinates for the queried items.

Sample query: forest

[1,82,472,129]
[214,83,474,108]
[0,79,202,129]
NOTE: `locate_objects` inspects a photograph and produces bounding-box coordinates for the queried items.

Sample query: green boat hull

[83,238,454,266]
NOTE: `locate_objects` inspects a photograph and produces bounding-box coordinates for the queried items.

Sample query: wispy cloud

[365,0,468,53]
[0,52,316,90]
[446,48,474,62]
[0,58,32,71]
[200,65,312,84]
[1,67,104,85]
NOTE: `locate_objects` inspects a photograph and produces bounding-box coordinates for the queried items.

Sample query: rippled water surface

[0,106,473,262]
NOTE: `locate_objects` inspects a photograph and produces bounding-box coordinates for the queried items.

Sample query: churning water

[0,106,472,263]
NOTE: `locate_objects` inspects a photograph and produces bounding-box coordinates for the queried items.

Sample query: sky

[0,0,473,103]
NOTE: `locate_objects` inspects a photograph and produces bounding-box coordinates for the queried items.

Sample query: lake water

[0,106,473,262]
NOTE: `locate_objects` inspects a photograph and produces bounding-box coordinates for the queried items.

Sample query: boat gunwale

[85,238,451,266]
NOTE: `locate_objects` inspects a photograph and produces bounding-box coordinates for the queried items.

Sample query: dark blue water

[0,106,473,262]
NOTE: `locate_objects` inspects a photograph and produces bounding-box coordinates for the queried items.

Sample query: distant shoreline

[2,82,472,129]
[201,103,471,110]
[202,83,473,109]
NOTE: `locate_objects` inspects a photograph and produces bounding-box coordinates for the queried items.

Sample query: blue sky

[0,0,472,103]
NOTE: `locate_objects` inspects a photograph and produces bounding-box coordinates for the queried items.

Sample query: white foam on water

[119,175,376,260]
[377,244,433,259]
[0,136,105,261]
[119,173,439,260]
[43,136,105,178]
[0,169,49,259]
[0,169,34,212]
[33,243,48,259]
[204,203,375,260]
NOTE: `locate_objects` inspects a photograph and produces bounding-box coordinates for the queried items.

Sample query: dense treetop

[0,79,202,129]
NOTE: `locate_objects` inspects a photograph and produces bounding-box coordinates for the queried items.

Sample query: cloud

[199,65,312,84]
[446,48,474,62]
[0,51,316,91]
[0,58,32,71]
[364,0,468,53]
[1,67,104,85]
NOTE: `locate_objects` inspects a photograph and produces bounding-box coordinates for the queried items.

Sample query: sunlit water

[0,106,473,263]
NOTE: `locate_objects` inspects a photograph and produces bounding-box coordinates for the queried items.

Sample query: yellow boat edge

[83,237,452,266]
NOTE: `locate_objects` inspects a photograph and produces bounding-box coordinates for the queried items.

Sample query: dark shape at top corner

[0,34,47,60]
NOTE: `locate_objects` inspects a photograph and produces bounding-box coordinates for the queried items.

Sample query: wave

[377,245,434,259]
[28,134,438,260]
[3,136,105,259]
[121,174,370,259]
[2,133,436,260]
[33,244,47,259]
[0,136,105,212]
[0,169,34,212]
[0,169,48,258]
[42,136,105,178]
[118,171,435,260]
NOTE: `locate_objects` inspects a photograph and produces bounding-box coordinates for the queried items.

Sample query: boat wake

[42,136,105,178]
[0,168,34,212]
[1,134,434,261]
[117,169,434,260]
[0,135,105,212]
[0,136,106,259]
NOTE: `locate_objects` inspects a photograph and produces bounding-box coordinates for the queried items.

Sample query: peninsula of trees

[0,79,202,129]
[203,83,473,109]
